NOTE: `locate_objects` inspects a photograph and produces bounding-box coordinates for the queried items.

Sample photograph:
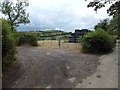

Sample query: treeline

[39,32,71,37]
[94,17,119,38]
[19,30,71,37]
[19,30,72,40]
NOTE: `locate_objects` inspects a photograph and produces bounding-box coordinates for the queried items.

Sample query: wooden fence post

[43,39,44,45]
[51,38,52,46]
[58,38,61,47]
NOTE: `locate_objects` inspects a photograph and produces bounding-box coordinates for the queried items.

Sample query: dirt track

[3,47,99,88]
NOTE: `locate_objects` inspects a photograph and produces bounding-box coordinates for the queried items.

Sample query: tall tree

[87,0,120,38]
[0,0,30,30]
[94,18,109,31]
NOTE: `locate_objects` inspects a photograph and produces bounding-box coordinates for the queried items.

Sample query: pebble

[66,65,70,69]
[79,81,82,83]
[25,76,28,79]
[96,74,101,78]
[114,59,117,60]
[15,81,18,84]
[46,85,51,88]
[89,82,91,84]
[46,53,50,55]
[68,77,76,83]
[117,63,119,65]
[87,69,90,71]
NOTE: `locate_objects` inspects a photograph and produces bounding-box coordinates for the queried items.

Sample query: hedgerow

[16,32,38,46]
[81,28,116,53]
[2,19,17,73]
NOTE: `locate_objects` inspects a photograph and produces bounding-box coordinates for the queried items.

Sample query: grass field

[38,39,67,43]
[37,40,81,51]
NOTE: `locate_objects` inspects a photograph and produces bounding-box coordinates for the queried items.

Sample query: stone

[96,74,101,78]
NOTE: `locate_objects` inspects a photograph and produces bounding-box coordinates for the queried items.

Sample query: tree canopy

[107,1,120,17]
[94,18,109,31]
[87,0,120,38]
[0,0,30,30]
[87,0,120,16]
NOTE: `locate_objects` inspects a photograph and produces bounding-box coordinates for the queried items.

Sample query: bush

[81,28,116,53]
[1,19,17,73]
[16,32,38,46]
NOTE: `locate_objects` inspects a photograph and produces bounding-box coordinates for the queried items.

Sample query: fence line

[37,38,81,50]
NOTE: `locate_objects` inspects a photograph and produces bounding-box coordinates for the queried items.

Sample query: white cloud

[17,0,112,32]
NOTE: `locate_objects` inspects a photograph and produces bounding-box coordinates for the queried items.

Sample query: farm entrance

[37,38,81,51]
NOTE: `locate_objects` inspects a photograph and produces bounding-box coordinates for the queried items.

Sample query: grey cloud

[17,0,109,32]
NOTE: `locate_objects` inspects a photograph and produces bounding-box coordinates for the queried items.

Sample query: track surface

[3,47,99,88]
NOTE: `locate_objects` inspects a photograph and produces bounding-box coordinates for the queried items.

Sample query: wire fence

[37,38,81,50]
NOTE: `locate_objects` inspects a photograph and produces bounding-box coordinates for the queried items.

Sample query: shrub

[81,28,116,53]
[1,19,17,73]
[16,32,38,46]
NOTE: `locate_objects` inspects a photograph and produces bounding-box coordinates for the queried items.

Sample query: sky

[1,0,112,32]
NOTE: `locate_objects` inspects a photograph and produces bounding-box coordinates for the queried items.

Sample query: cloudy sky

[3,0,112,32]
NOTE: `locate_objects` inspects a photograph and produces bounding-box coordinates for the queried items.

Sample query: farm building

[69,29,91,43]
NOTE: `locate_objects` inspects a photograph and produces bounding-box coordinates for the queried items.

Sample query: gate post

[58,38,61,48]
[51,38,52,46]
[43,39,44,45]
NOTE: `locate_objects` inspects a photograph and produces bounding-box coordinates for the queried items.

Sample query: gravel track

[3,47,100,88]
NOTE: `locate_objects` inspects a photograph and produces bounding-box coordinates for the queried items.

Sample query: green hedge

[1,19,17,73]
[81,28,116,53]
[16,32,38,46]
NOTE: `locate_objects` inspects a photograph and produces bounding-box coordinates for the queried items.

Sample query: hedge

[2,19,17,73]
[81,28,116,53]
[16,32,38,46]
